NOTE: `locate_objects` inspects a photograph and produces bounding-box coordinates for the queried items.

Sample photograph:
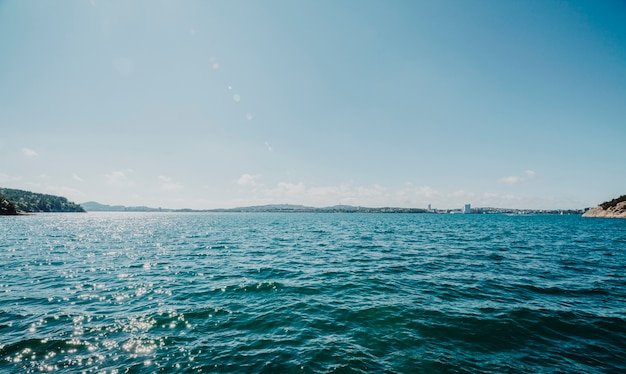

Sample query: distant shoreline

[80,201,586,215]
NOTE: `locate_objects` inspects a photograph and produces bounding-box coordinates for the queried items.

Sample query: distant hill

[0,188,85,213]
[78,201,583,215]
[209,204,314,212]
[80,202,428,213]
[583,195,626,218]
[205,204,427,213]
[81,201,169,212]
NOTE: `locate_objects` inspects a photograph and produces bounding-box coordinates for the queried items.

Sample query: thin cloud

[22,148,38,157]
[477,192,524,207]
[73,174,84,182]
[0,172,20,183]
[500,170,537,185]
[452,189,476,198]
[411,185,441,198]
[236,173,260,186]
[105,171,125,184]
[105,170,134,186]
[254,181,445,208]
[44,185,85,201]
[21,181,84,200]
[276,182,306,196]
[499,176,522,185]
[158,175,183,191]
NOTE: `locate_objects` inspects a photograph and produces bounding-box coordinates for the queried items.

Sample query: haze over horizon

[1,1,625,210]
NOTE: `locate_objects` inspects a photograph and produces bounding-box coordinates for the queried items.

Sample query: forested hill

[0,188,85,213]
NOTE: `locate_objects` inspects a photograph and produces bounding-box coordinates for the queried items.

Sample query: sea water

[0,213,624,373]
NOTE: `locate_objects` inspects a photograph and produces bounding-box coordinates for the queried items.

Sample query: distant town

[81,201,588,215]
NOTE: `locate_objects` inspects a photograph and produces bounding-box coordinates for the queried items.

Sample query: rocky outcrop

[583,198,626,218]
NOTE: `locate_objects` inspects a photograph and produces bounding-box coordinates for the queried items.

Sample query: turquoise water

[1,213,625,373]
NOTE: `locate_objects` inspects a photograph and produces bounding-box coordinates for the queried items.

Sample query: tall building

[463,203,471,214]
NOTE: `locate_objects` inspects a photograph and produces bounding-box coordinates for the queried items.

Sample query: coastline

[582,203,626,218]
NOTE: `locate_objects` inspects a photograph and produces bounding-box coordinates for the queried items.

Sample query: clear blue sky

[1,0,625,209]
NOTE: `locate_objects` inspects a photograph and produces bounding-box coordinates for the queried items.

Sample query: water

[0,213,625,373]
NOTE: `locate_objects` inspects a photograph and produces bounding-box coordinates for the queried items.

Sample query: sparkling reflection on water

[0,213,625,373]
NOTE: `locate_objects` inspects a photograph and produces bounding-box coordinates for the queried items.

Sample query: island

[582,195,626,218]
[0,188,85,214]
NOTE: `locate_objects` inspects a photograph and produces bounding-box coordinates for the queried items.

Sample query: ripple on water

[1,213,625,372]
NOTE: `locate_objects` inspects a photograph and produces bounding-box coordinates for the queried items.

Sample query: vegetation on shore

[583,194,626,218]
[0,188,85,213]
[0,194,18,215]
[600,195,626,210]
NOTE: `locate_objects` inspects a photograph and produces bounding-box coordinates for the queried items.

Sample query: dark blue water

[1,213,625,373]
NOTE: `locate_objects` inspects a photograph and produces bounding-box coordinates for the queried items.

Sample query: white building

[463,203,471,214]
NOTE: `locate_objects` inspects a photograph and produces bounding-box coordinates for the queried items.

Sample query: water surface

[1,213,625,372]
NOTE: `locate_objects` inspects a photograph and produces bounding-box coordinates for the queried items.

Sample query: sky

[1,0,625,210]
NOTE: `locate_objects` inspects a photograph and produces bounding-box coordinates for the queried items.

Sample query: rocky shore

[583,195,626,218]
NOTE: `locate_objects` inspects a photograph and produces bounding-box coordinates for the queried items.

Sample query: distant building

[463,203,471,214]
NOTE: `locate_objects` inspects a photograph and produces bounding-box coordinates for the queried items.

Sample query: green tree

[0,194,18,215]
[600,195,626,210]
[0,188,85,213]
